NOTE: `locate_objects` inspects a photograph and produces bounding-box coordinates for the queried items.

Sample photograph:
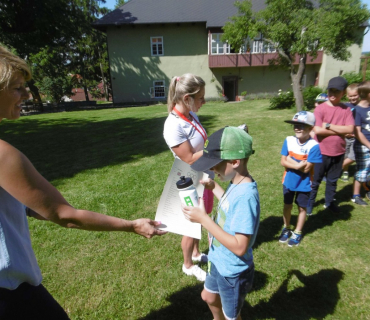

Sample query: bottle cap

[176,176,193,189]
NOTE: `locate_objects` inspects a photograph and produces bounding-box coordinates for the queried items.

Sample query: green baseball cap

[191,126,254,172]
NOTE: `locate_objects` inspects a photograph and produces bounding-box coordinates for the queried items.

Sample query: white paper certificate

[155,158,208,239]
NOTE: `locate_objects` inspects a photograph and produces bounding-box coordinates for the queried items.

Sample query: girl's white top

[163,111,206,158]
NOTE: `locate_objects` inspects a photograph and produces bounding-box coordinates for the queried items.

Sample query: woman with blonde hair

[163,73,213,281]
[0,46,165,319]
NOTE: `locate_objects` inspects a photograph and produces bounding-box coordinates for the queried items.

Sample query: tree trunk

[291,74,304,112]
[27,79,44,112]
[83,83,89,101]
[290,53,307,112]
[100,62,109,101]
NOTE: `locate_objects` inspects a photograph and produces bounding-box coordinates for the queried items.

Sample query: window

[150,80,166,98]
[252,40,276,53]
[151,37,164,56]
[211,33,230,55]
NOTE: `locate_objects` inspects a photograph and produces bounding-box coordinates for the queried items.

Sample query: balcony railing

[209,51,323,68]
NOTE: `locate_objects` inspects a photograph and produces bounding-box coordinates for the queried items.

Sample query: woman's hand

[132,219,167,238]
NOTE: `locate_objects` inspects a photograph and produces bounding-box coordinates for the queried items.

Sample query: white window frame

[150,80,166,99]
[252,40,276,54]
[211,33,230,55]
[151,37,164,56]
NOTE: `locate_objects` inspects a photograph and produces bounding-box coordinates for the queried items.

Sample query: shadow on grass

[139,268,342,320]
[0,114,216,181]
[138,270,268,320]
[242,268,344,320]
[254,185,353,249]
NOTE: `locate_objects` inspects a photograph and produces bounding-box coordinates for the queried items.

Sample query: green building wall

[107,23,217,103]
[106,23,360,103]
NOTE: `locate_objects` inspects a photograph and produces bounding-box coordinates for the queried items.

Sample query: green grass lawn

[1,100,369,319]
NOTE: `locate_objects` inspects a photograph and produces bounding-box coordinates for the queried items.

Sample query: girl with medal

[163,73,213,281]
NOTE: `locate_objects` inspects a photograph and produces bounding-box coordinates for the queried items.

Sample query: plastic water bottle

[176,176,199,207]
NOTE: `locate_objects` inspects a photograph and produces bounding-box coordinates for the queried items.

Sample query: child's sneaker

[182,264,206,281]
[351,196,368,206]
[340,171,349,182]
[288,232,302,247]
[278,227,292,243]
[192,253,208,263]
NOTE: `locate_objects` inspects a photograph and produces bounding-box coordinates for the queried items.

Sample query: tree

[223,0,370,111]
[115,0,129,9]
[0,0,110,103]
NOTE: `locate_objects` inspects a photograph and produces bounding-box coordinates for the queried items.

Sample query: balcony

[209,51,323,68]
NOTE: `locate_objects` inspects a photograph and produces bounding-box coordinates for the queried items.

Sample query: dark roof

[93,0,267,29]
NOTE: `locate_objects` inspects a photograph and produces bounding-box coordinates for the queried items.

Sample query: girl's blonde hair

[0,46,31,90]
[167,73,205,113]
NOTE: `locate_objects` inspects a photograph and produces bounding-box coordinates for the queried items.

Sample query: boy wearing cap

[279,111,322,246]
[314,93,329,108]
[182,127,259,320]
[307,76,355,214]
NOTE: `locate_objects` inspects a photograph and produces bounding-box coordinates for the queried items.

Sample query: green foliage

[270,86,325,110]
[0,0,111,102]
[342,71,370,84]
[269,90,295,109]
[222,0,370,111]
[303,86,325,110]
[36,77,74,103]
[241,91,247,96]
[115,0,129,8]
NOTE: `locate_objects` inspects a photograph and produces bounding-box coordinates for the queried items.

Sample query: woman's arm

[171,140,203,165]
[0,140,165,238]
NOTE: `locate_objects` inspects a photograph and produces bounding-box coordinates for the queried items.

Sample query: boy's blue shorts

[283,185,310,208]
[204,262,254,320]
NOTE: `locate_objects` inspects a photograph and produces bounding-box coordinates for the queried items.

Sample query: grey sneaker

[182,265,206,281]
[351,196,368,206]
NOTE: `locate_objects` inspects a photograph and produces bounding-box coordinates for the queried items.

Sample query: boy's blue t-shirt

[354,105,370,141]
[281,136,322,192]
[208,181,260,278]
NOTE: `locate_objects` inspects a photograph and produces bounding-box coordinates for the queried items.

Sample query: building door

[223,76,238,101]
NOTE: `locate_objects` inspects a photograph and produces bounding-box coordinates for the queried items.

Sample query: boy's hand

[200,178,215,190]
[296,160,307,171]
[182,198,208,224]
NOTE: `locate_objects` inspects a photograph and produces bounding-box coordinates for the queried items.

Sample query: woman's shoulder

[0,139,21,163]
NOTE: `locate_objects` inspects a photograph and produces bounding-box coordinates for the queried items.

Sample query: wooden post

[360,56,370,81]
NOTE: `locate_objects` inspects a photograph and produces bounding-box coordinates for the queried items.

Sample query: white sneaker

[182,264,206,281]
[192,253,208,263]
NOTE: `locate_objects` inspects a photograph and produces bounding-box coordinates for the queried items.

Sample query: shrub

[303,86,325,110]
[342,71,370,84]
[269,90,295,109]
